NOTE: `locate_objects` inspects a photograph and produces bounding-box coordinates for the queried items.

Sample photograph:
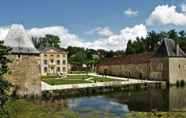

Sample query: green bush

[180,80,185,87]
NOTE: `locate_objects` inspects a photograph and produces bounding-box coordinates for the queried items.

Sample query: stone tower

[4,24,41,96]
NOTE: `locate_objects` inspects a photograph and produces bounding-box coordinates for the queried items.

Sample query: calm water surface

[37,87,186,116]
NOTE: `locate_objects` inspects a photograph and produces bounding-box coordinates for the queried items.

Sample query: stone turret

[4,24,41,96]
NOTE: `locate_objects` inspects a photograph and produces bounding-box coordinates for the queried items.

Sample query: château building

[97,38,186,84]
[40,48,68,76]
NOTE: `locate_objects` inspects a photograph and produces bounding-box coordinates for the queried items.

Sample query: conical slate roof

[154,38,186,57]
[4,24,39,54]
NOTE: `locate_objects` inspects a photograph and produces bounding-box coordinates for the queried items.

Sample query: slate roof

[98,38,186,66]
[153,38,186,57]
[4,24,39,54]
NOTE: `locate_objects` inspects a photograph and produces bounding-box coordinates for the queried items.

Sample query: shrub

[180,80,185,87]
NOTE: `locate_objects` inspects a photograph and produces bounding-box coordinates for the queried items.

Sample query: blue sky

[1,0,186,50]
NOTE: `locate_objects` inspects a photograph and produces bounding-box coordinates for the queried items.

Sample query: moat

[31,86,186,117]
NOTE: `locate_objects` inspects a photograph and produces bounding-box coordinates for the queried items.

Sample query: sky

[1,0,186,51]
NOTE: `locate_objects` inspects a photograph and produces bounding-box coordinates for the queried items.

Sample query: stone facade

[4,24,41,96]
[6,54,41,96]
[97,39,186,84]
[97,57,186,84]
[168,57,186,84]
[40,48,68,76]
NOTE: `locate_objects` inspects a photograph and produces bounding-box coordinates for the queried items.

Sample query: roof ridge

[163,39,170,56]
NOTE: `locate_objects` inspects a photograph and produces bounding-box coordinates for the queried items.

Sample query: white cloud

[29,26,84,48]
[0,27,9,41]
[85,26,113,37]
[181,4,186,13]
[84,24,147,51]
[0,24,147,51]
[146,5,186,26]
[124,8,138,16]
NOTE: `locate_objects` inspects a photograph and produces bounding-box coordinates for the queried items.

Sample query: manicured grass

[91,77,120,82]
[70,71,86,74]
[41,75,120,85]
[67,75,89,80]
[42,79,91,85]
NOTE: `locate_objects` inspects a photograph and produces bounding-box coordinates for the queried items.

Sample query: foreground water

[34,87,186,117]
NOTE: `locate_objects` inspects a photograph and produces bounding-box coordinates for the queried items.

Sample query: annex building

[97,38,186,84]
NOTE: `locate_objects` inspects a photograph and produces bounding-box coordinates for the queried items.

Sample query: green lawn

[42,79,92,85]
[91,77,120,82]
[70,71,87,74]
[41,75,121,85]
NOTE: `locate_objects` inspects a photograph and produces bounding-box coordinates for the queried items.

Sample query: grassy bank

[125,112,186,118]
[3,99,79,118]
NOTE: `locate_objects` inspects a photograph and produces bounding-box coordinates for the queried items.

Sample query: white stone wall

[169,57,186,84]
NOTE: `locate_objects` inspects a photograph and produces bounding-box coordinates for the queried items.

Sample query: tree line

[31,30,186,70]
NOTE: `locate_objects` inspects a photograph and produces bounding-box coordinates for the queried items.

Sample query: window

[44,67,47,72]
[56,60,60,65]
[63,60,66,64]
[50,54,53,57]
[44,60,47,65]
[57,67,61,72]
[63,67,66,72]
[44,54,47,57]
[178,64,181,69]
[51,60,54,63]
[57,54,60,57]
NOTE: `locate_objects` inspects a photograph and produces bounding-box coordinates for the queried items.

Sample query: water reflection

[35,87,186,116]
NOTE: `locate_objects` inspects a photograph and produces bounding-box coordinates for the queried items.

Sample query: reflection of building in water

[169,87,186,111]
[105,87,186,112]
[97,38,186,84]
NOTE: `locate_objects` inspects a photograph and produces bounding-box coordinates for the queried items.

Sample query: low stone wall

[6,54,41,96]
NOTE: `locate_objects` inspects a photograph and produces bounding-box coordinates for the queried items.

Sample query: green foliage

[0,41,12,117]
[125,112,186,118]
[32,34,61,49]
[4,99,79,118]
[0,41,11,76]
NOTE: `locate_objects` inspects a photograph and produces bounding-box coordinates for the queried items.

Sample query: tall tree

[0,41,11,117]
[32,34,61,49]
